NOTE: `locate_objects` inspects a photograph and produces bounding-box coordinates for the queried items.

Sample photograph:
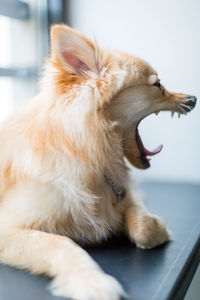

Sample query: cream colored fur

[0,25,195,300]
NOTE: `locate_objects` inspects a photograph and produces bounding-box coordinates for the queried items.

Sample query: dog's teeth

[171,111,174,118]
[178,112,181,118]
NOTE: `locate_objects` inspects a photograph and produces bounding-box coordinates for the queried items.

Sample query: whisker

[180,104,193,111]
[179,106,186,114]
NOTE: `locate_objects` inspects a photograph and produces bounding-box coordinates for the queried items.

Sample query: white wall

[0,17,13,122]
[0,0,49,122]
[68,0,200,183]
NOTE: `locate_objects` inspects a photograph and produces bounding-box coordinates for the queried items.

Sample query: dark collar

[104,174,126,205]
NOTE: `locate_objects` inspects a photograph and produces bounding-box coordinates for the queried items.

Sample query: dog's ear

[51,25,102,78]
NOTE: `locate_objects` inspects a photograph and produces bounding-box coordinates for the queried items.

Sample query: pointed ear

[51,25,102,77]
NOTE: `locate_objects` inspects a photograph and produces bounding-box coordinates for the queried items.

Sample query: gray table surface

[0,181,199,300]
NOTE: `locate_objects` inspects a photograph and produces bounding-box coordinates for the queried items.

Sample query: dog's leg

[124,200,170,249]
[0,228,124,300]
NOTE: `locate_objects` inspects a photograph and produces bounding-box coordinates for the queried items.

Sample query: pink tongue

[143,144,163,156]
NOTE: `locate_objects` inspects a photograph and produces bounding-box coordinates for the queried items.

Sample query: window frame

[0,0,66,79]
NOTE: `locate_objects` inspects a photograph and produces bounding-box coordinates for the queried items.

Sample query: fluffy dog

[0,25,196,300]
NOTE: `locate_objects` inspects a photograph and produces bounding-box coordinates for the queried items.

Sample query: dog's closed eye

[153,81,161,89]
[153,81,164,94]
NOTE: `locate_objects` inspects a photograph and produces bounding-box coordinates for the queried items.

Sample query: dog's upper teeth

[171,111,174,118]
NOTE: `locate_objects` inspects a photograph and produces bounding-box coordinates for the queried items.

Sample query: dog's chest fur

[0,154,129,244]
[33,129,130,244]
[31,180,127,244]
[40,165,129,244]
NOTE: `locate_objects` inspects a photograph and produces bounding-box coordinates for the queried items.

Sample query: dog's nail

[155,111,160,115]
[171,111,174,118]
[178,112,181,118]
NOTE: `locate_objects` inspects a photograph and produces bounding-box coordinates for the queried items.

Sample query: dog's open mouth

[123,95,196,170]
[135,125,163,168]
[123,119,163,170]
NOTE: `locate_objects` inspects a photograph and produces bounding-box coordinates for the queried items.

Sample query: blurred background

[0,0,199,184]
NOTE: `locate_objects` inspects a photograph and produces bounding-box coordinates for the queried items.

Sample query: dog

[0,25,196,300]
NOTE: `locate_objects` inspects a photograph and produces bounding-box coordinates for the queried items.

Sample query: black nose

[186,95,197,108]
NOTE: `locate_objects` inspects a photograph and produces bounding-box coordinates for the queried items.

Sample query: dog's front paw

[129,214,170,249]
[50,270,125,300]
